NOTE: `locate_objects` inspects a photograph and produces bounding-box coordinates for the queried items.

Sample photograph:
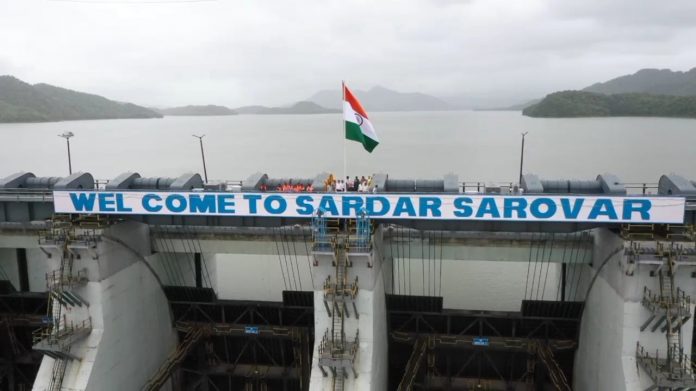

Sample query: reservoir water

[1,110,693,310]
[1,110,695,184]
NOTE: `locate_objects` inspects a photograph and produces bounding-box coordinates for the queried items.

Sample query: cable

[404,228,412,295]
[151,230,176,287]
[281,227,298,291]
[530,233,542,300]
[290,228,303,291]
[102,235,165,288]
[273,227,288,291]
[421,229,425,296]
[408,229,413,295]
[285,226,299,290]
[402,226,408,295]
[439,230,443,297]
[181,226,207,288]
[398,225,405,295]
[176,226,200,289]
[394,226,400,295]
[572,233,591,301]
[524,232,535,300]
[159,226,190,301]
[302,226,314,288]
[565,232,580,301]
[579,246,624,318]
[535,233,548,300]
[189,226,213,290]
[555,233,569,301]
[541,233,555,300]
[427,230,432,296]
[389,226,395,294]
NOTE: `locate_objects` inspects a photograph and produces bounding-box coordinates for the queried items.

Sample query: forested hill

[583,68,696,96]
[0,76,161,123]
[522,91,696,118]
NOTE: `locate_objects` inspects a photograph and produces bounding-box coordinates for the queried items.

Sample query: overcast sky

[1,0,696,108]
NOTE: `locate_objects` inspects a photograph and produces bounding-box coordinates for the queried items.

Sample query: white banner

[52,191,686,223]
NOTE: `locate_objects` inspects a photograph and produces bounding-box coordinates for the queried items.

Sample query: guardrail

[624,183,660,195]
[32,317,92,347]
[0,182,678,197]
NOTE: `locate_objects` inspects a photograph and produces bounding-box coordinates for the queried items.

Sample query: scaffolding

[32,216,94,390]
[346,210,373,267]
[637,249,696,389]
[313,211,360,390]
[312,210,335,254]
[323,275,359,319]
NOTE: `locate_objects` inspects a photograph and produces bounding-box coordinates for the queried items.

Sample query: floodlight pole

[519,131,528,186]
[193,134,208,183]
[58,132,74,175]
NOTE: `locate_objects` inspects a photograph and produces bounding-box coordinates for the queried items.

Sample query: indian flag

[343,83,379,152]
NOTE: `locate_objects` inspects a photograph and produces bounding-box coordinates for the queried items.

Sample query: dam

[0,170,694,391]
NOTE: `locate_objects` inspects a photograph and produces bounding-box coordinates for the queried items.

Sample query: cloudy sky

[1,0,695,108]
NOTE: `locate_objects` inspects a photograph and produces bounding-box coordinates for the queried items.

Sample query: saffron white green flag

[343,83,379,152]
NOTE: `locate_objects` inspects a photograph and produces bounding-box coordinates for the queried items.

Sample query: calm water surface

[1,111,694,183]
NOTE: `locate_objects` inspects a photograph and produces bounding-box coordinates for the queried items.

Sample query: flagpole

[342,80,346,182]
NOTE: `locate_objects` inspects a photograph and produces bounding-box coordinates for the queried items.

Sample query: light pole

[192,134,208,183]
[58,131,74,175]
[518,131,528,186]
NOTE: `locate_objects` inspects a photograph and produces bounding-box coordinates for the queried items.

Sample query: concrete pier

[574,228,695,391]
[27,222,177,391]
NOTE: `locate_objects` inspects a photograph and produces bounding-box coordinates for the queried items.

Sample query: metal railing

[346,238,371,254]
[642,286,692,316]
[624,182,660,195]
[461,181,515,194]
[32,317,92,347]
[46,269,88,291]
[636,342,696,384]
[323,276,359,302]
[0,180,675,197]
[318,329,359,363]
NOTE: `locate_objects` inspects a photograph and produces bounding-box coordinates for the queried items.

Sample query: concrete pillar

[308,226,388,391]
[573,228,696,391]
[32,221,177,391]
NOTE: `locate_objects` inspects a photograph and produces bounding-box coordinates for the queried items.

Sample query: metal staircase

[537,342,572,391]
[32,217,94,391]
[142,326,204,391]
[314,212,360,390]
[637,250,696,389]
[47,357,68,391]
[397,337,427,391]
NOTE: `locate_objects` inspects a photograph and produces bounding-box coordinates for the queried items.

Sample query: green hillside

[0,76,161,123]
[583,68,696,96]
[523,91,696,118]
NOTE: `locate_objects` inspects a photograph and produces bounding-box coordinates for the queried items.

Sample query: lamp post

[58,131,74,175]
[518,131,528,186]
[192,134,208,183]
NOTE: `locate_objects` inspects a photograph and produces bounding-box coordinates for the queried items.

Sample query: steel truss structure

[388,296,582,391]
[152,291,315,391]
[0,291,47,391]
